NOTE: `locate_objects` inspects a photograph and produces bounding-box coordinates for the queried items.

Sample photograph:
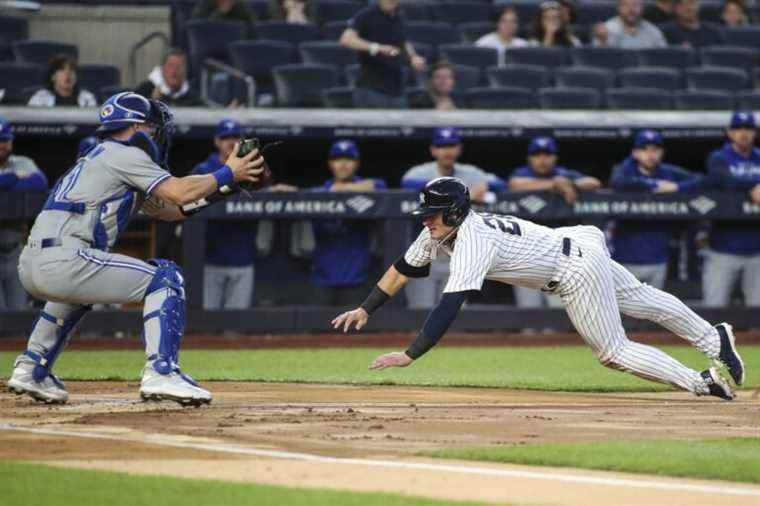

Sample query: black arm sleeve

[405,291,473,359]
[394,255,430,278]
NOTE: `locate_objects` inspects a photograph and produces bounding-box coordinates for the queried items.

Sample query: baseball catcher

[8,92,266,405]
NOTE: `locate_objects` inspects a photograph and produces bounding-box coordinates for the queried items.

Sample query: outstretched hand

[369,351,413,370]
[331,307,369,333]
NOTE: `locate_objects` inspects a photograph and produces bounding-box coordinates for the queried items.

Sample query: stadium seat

[736,90,760,110]
[553,66,614,92]
[322,20,349,40]
[606,87,673,110]
[243,0,271,21]
[78,64,120,93]
[399,2,434,21]
[493,0,541,25]
[438,45,498,71]
[346,64,420,88]
[698,1,724,23]
[570,47,637,71]
[464,86,539,109]
[538,86,601,110]
[272,63,339,107]
[404,86,429,106]
[436,2,493,24]
[299,41,357,68]
[636,47,697,69]
[256,21,322,45]
[0,15,29,43]
[98,85,130,103]
[617,67,682,92]
[405,22,461,47]
[13,40,78,65]
[504,47,568,68]
[722,27,760,49]
[0,43,13,62]
[230,40,295,95]
[486,64,550,91]
[685,66,750,92]
[311,0,364,26]
[0,63,43,104]
[450,64,481,92]
[575,1,617,24]
[674,90,735,110]
[186,20,246,73]
[322,86,355,108]
[700,46,757,70]
[459,22,494,44]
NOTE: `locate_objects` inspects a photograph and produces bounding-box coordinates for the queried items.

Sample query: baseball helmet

[411,177,470,227]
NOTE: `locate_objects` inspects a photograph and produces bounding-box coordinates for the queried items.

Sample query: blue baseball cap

[215,118,243,138]
[328,139,359,159]
[730,110,756,129]
[633,129,663,149]
[528,136,557,155]
[0,117,13,141]
[432,127,462,147]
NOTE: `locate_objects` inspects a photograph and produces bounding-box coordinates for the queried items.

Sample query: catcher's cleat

[699,367,735,401]
[140,360,211,407]
[7,359,68,404]
[714,323,745,386]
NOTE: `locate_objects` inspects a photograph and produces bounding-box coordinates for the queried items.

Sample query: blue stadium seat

[0,15,29,43]
[299,41,357,68]
[311,0,364,26]
[636,47,697,69]
[256,21,322,44]
[408,42,435,66]
[721,27,760,49]
[504,47,568,68]
[570,47,637,71]
[465,86,539,109]
[347,64,416,88]
[78,64,120,93]
[436,2,493,24]
[617,67,682,92]
[400,2,434,21]
[322,20,349,40]
[487,64,550,91]
[685,66,750,92]
[186,20,246,72]
[459,22,494,44]
[98,85,130,104]
[0,63,43,104]
[575,1,617,24]
[493,0,541,25]
[700,46,758,70]
[736,90,760,110]
[674,90,735,110]
[0,43,13,62]
[698,1,724,23]
[322,86,355,108]
[230,40,295,96]
[554,66,614,92]
[405,22,461,47]
[243,0,271,21]
[451,64,481,92]
[438,45,498,71]
[272,63,339,107]
[606,87,673,110]
[538,86,602,110]
[13,40,78,65]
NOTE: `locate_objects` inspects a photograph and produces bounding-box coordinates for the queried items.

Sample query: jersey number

[481,215,521,236]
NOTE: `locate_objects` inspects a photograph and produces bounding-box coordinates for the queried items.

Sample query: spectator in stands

[135,48,203,107]
[311,140,387,306]
[721,0,749,27]
[191,119,258,310]
[409,61,462,110]
[703,111,760,307]
[27,54,97,108]
[644,0,674,23]
[593,0,667,48]
[475,6,528,66]
[609,130,703,290]
[401,127,506,309]
[530,1,582,48]
[192,0,256,36]
[663,0,725,47]
[340,0,427,109]
[269,0,311,24]
[0,117,47,310]
[508,135,600,309]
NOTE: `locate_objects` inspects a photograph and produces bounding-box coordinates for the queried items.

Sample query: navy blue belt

[40,238,62,248]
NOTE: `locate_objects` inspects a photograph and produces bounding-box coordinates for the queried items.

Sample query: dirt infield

[3,381,760,505]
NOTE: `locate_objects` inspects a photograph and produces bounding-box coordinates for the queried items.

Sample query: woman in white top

[475,6,528,66]
[27,54,97,107]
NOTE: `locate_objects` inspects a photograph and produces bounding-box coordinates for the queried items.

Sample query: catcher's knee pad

[143,259,186,367]
[24,305,92,382]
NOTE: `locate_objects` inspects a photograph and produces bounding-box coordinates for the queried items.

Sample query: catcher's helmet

[411,177,470,227]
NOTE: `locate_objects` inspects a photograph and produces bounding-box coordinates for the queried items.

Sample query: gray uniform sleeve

[108,147,171,195]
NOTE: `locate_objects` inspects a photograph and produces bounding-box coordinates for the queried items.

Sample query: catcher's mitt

[237,138,281,191]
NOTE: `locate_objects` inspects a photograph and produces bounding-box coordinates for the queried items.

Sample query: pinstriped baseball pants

[557,226,719,394]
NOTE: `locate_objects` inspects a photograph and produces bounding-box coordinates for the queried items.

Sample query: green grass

[2,346,758,392]
[425,438,760,484]
[0,461,490,506]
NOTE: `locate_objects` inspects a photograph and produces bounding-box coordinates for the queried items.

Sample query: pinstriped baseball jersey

[404,211,566,293]
[28,139,170,251]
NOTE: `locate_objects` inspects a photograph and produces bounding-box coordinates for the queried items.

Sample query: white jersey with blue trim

[404,211,566,292]
[28,139,171,251]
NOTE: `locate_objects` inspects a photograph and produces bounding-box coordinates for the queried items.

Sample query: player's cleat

[7,360,68,404]
[714,323,745,386]
[139,360,212,407]
[699,367,735,401]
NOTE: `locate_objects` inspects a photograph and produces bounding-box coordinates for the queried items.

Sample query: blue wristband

[212,165,234,189]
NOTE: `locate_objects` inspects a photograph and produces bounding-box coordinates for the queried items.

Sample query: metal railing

[128,31,169,85]
[200,57,256,108]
